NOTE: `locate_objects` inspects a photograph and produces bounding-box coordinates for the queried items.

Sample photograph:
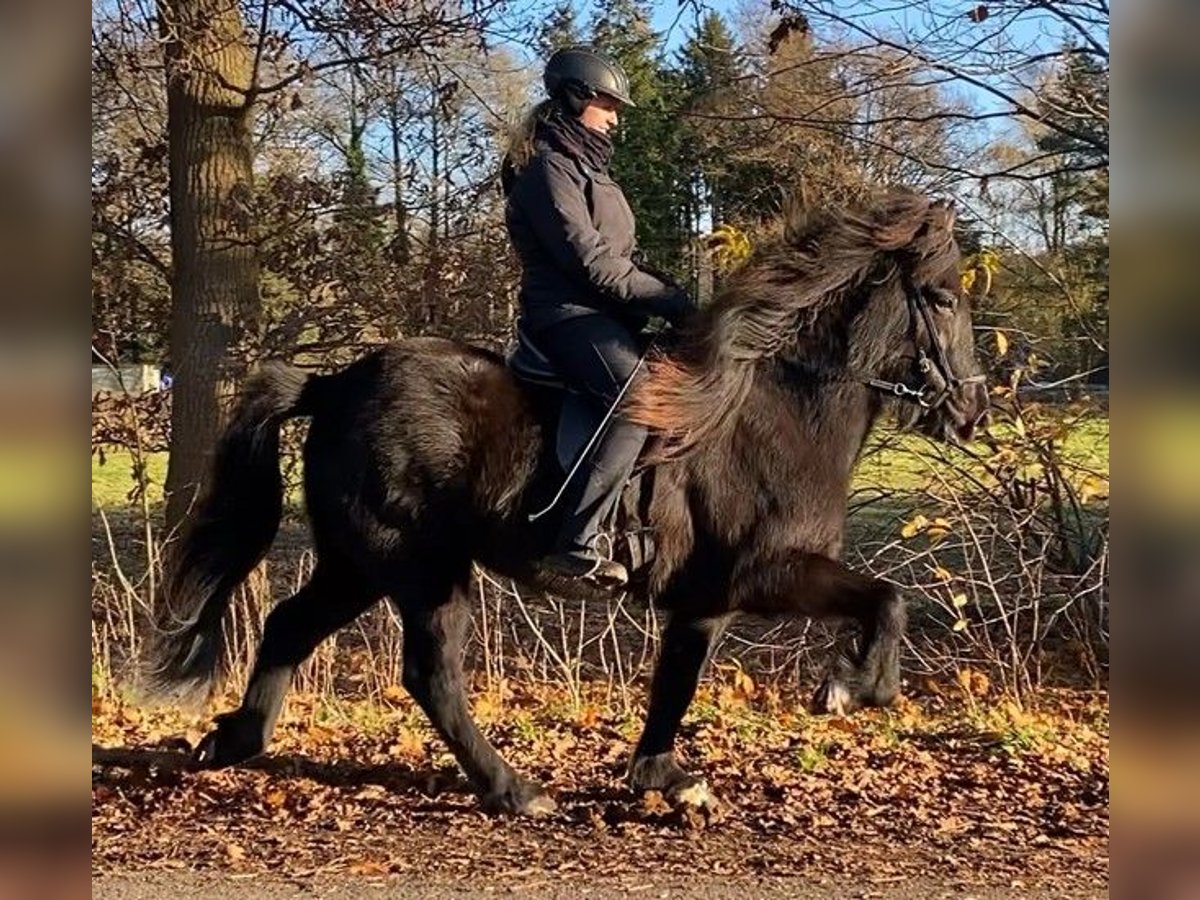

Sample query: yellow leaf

[900,514,929,539]
[932,566,954,582]
[952,618,969,632]
[995,329,1009,358]
[390,726,425,760]
[734,668,756,699]
[926,516,953,540]
[1079,475,1109,504]
[382,684,406,703]
[951,593,968,609]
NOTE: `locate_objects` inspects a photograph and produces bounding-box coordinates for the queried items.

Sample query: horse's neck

[765,360,882,479]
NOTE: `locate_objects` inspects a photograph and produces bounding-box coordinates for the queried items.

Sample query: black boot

[541,418,647,587]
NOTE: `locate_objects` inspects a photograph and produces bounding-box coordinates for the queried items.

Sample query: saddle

[506,326,656,577]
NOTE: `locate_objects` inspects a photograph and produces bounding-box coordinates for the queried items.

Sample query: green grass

[853,413,1110,494]
[91,449,168,509]
[90,414,1110,512]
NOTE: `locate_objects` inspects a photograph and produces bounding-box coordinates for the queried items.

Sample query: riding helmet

[544,45,636,110]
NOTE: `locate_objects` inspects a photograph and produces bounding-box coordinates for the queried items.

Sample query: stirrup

[539,549,628,587]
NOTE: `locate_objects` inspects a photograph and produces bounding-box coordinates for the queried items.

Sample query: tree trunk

[424,84,442,331]
[387,62,410,272]
[159,0,260,532]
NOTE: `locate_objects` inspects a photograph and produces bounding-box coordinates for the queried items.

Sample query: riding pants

[535,314,649,556]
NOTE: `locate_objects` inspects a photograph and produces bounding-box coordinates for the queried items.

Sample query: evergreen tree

[675,12,745,228]
[537,3,582,56]
[678,12,743,97]
[589,0,690,273]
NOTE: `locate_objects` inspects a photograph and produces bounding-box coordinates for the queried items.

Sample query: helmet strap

[559,80,594,116]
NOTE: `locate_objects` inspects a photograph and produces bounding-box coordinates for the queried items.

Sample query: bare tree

[778,0,1108,182]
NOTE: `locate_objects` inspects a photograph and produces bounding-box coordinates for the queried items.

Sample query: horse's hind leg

[194,561,378,767]
[394,576,556,817]
[627,613,729,810]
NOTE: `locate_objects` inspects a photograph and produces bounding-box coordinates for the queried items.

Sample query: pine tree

[676,12,745,228]
[538,3,582,55]
[589,0,690,273]
[679,11,743,96]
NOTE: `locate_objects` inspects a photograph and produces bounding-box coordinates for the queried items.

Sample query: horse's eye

[927,289,957,311]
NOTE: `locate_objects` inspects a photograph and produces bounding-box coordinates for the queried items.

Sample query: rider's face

[579,94,622,135]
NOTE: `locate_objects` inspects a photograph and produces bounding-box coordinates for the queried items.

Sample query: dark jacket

[505,141,689,333]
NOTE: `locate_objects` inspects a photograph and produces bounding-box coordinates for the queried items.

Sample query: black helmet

[544,45,636,109]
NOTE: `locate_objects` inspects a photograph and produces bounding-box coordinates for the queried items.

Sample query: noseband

[865,272,985,409]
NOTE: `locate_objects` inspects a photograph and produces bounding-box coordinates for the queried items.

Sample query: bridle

[864,270,985,410]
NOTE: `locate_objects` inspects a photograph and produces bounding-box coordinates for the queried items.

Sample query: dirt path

[93,871,1105,900]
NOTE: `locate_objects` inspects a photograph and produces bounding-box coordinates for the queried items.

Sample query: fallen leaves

[92,682,1108,892]
[900,514,953,541]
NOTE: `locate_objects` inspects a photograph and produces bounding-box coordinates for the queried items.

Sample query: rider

[502,46,695,586]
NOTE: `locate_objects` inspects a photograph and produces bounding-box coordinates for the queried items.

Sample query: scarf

[535,108,614,173]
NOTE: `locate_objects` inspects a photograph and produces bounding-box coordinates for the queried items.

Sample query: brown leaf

[263,788,288,809]
[641,790,672,816]
[348,860,391,876]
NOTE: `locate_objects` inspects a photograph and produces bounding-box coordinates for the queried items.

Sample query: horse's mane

[625,191,959,457]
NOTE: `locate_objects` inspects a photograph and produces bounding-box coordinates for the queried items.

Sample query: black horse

[150,192,988,817]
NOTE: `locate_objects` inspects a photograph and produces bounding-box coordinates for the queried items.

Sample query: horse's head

[864,198,990,444]
[626,192,990,457]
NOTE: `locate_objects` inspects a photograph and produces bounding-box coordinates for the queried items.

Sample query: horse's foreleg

[628,613,729,810]
[194,562,378,767]
[808,560,904,714]
[395,584,556,818]
[740,552,904,713]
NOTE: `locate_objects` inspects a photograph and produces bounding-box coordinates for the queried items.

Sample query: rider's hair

[504,99,557,174]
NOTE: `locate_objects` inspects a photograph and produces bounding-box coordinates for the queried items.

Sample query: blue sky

[567,0,1105,86]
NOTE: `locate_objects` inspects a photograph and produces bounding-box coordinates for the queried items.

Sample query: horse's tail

[145,361,321,702]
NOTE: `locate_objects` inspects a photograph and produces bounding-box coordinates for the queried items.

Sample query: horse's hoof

[518,791,558,817]
[811,677,860,716]
[869,679,901,709]
[192,730,231,768]
[645,778,725,828]
[481,781,557,818]
[191,716,263,769]
[667,777,723,813]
